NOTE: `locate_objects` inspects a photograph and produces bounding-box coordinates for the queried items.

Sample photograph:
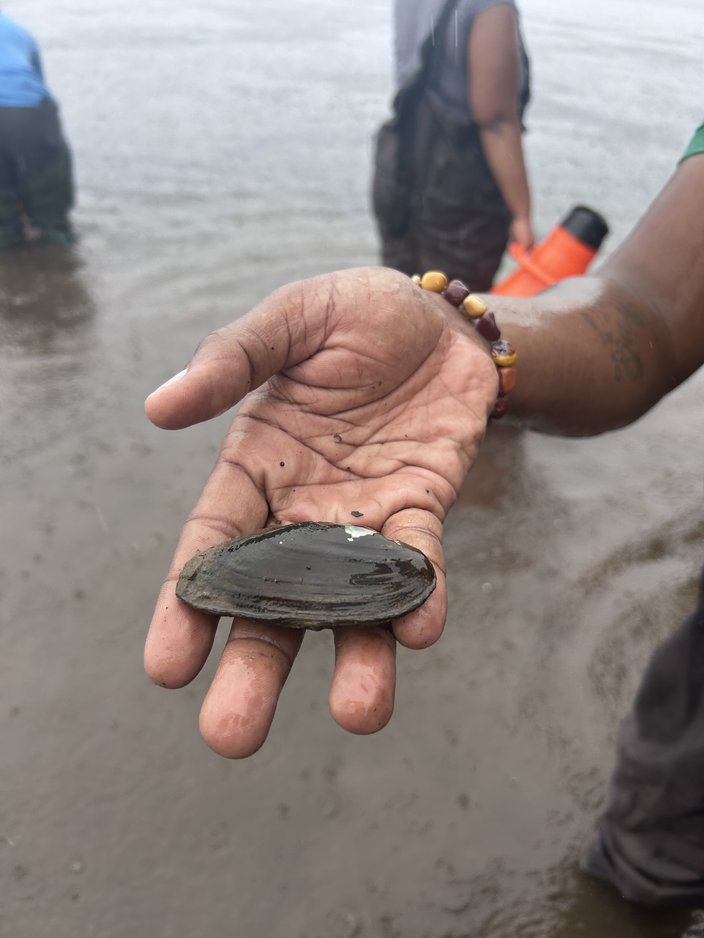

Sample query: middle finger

[199,619,304,758]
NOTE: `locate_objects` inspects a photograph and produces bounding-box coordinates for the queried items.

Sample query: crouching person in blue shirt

[0,13,75,247]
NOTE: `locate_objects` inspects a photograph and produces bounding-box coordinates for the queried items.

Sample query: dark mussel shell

[175,521,436,630]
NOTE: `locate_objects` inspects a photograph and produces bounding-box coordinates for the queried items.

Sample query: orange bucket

[492,205,609,297]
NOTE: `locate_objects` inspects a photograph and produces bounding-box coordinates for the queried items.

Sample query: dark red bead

[475,312,500,342]
[442,279,470,307]
[491,397,510,419]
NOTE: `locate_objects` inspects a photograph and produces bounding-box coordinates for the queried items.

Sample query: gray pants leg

[582,567,704,908]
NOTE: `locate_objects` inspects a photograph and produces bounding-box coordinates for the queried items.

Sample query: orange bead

[491,398,510,419]
[497,366,517,395]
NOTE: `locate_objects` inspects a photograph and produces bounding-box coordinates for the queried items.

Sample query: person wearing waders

[372,0,534,290]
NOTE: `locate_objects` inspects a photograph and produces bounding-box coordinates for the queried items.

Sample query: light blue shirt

[0,14,51,107]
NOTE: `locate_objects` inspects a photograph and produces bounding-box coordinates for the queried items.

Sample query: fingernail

[152,368,188,393]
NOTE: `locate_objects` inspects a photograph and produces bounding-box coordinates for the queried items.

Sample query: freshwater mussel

[175,521,436,630]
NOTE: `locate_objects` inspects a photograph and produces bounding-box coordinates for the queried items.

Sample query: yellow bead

[411,274,422,285]
[420,270,448,293]
[461,294,487,318]
[491,348,518,367]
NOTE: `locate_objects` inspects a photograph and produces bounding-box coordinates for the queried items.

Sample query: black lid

[560,205,609,250]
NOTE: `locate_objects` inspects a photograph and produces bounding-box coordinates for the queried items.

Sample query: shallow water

[1,1,704,936]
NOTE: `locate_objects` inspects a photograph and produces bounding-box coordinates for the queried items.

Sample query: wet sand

[2,1,704,936]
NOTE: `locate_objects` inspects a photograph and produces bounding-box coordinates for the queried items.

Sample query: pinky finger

[392,563,447,650]
[382,508,448,650]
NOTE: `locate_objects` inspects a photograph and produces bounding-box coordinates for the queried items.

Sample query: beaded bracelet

[412,270,517,420]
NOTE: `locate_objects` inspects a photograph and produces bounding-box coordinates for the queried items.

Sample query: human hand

[509,215,535,252]
[144,267,499,757]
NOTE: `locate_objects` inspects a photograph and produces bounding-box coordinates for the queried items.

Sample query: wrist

[413,271,517,419]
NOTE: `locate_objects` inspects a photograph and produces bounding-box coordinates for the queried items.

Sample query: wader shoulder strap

[376,0,463,237]
[392,0,463,123]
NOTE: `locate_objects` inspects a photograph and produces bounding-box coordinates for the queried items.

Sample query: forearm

[468,5,531,228]
[478,118,531,224]
[489,276,678,436]
[486,154,704,436]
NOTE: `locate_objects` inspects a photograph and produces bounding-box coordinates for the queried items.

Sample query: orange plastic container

[492,205,609,297]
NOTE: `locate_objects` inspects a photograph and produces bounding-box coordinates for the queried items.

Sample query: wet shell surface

[175,521,436,630]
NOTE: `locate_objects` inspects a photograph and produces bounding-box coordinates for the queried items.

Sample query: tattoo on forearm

[582,309,644,383]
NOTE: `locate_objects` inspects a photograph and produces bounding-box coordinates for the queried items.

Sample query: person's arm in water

[144,151,704,759]
[469,4,534,250]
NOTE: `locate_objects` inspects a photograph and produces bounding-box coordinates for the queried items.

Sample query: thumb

[144,276,332,430]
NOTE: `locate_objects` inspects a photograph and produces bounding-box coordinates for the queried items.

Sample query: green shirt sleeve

[681,122,704,162]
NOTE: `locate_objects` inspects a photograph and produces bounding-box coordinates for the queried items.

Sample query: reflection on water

[0,244,96,355]
[0,244,97,464]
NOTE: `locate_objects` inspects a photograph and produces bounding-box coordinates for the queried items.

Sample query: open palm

[144,267,499,757]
